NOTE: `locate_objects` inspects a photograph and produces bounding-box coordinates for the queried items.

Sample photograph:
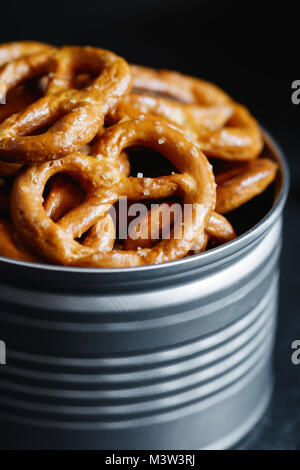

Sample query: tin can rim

[0,129,289,277]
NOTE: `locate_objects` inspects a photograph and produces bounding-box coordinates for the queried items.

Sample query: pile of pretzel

[0,41,278,267]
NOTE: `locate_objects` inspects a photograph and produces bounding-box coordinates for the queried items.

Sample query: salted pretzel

[11,152,123,264]
[215,158,278,214]
[11,119,215,266]
[0,41,55,176]
[109,92,234,139]
[43,135,131,221]
[42,146,130,220]
[0,46,132,163]
[130,65,263,161]
[0,42,279,267]
[69,65,263,161]
[0,177,114,264]
[44,176,115,253]
[0,216,114,263]
[124,203,235,251]
[73,119,216,267]
[36,156,276,261]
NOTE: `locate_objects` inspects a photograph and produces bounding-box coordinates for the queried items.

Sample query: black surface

[0,2,299,450]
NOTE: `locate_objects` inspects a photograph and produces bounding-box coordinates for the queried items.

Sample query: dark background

[0,1,299,450]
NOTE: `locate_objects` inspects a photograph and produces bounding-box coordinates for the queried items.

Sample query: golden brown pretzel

[43,174,85,222]
[0,41,54,67]
[43,175,115,253]
[0,42,55,176]
[130,66,263,161]
[0,46,132,163]
[205,211,236,244]
[124,203,235,251]
[11,119,215,266]
[0,84,41,124]
[124,201,180,250]
[199,103,263,161]
[81,214,115,253]
[0,219,41,262]
[0,42,50,122]
[189,213,239,254]
[0,85,41,177]
[215,158,278,214]
[131,65,230,106]
[42,137,131,221]
[0,214,114,262]
[11,153,120,264]
[109,92,234,139]
[72,119,216,267]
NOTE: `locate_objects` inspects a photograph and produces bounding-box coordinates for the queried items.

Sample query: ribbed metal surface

[0,132,289,449]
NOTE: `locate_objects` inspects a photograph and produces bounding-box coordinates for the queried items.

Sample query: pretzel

[0,219,41,262]
[43,174,85,222]
[0,84,39,177]
[11,119,215,266]
[190,232,209,254]
[1,171,114,263]
[72,119,215,267]
[0,83,41,124]
[188,217,236,254]
[44,187,235,254]
[11,153,120,264]
[0,140,126,178]
[215,158,278,214]
[1,213,113,262]
[125,202,235,251]
[43,138,131,221]
[0,41,54,67]
[131,65,230,106]
[0,42,54,176]
[0,42,278,267]
[0,46,132,163]
[130,66,263,161]
[109,92,234,139]
[81,214,115,253]
[205,211,236,244]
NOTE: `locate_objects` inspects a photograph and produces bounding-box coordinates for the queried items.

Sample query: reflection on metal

[0,341,5,365]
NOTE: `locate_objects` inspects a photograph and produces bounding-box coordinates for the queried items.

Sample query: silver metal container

[0,131,289,450]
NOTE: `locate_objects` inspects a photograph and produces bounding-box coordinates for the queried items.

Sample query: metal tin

[0,131,289,450]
